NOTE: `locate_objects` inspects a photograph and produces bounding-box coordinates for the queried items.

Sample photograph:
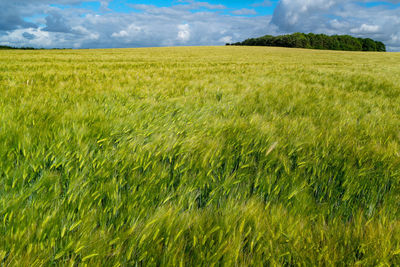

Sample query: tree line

[0,45,36,50]
[0,46,70,50]
[227,33,386,52]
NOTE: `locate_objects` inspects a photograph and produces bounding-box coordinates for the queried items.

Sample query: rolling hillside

[1,46,400,265]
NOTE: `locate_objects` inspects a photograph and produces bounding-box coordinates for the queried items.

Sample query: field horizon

[1,46,400,265]
[6,45,400,52]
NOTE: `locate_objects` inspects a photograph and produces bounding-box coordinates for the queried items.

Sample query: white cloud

[111,24,142,39]
[177,24,191,42]
[175,0,226,10]
[219,36,233,44]
[232,8,257,16]
[350,24,380,34]
[0,28,52,47]
[112,30,128,38]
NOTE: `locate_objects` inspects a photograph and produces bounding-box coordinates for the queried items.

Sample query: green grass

[1,46,400,265]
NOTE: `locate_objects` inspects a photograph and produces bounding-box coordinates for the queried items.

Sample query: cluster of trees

[0,45,36,50]
[227,33,386,52]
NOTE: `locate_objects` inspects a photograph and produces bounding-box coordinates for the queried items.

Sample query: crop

[1,46,400,265]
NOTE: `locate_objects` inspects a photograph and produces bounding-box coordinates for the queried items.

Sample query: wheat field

[1,46,400,265]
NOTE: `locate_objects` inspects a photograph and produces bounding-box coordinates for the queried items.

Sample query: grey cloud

[43,13,72,33]
[0,14,37,31]
[272,0,337,32]
[0,2,38,31]
[0,0,106,31]
[22,32,36,40]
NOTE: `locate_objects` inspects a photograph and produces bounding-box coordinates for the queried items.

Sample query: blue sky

[1,0,400,50]
[52,0,278,16]
[95,1,277,13]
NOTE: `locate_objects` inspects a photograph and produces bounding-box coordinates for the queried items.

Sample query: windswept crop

[1,46,400,265]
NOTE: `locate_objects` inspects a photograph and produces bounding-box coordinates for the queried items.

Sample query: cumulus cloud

[43,12,72,33]
[111,24,142,39]
[177,24,191,42]
[0,28,52,47]
[350,24,380,34]
[0,0,101,30]
[271,0,400,51]
[219,36,233,44]
[0,1,276,49]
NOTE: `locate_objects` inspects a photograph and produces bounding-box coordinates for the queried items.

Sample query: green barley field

[1,46,400,265]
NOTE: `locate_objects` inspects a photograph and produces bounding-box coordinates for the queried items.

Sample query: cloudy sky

[1,0,400,51]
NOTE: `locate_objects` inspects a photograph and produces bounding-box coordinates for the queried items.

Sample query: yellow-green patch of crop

[1,46,400,265]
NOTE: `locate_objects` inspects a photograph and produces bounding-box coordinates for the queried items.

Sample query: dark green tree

[228,33,386,52]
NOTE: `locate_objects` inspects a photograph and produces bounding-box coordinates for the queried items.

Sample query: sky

[1,0,400,51]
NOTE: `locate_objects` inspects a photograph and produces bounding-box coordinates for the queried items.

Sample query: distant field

[1,46,400,265]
